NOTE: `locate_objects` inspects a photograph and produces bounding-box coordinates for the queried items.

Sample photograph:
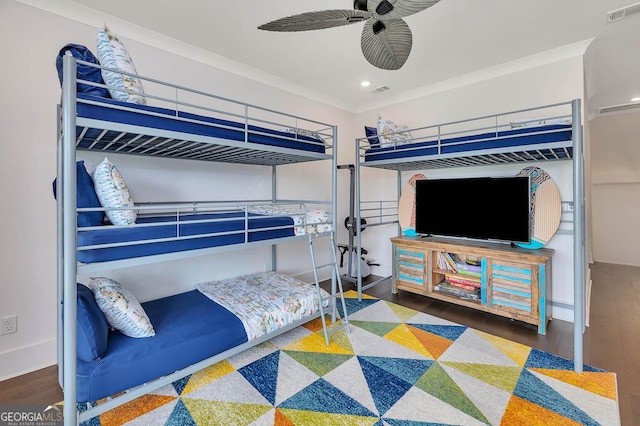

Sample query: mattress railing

[357,101,574,166]
[360,122,573,154]
[73,59,335,157]
[76,200,333,256]
[76,95,329,152]
[365,126,572,156]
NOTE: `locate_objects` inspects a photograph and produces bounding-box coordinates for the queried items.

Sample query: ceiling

[42,0,640,114]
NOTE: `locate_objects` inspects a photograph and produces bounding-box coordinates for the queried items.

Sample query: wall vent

[598,101,640,114]
[371,85,390,94]
[607,2,640,22]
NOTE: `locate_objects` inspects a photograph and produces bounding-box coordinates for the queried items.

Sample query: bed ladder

[308,233,351,345]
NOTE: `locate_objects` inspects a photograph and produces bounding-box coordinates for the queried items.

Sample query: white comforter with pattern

[247,206,332,235]
[195,272,330,340]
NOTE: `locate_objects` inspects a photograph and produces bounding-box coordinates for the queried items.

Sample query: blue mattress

[76,290,247,402]
[364,124,572,162]
[76,93,325,154]
[77,212,295,263]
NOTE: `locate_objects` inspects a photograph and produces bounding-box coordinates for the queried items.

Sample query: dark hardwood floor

[1,262,638,425]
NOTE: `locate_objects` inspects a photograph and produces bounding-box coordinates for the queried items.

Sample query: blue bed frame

[76,211,297,264]
[363,123,572,165]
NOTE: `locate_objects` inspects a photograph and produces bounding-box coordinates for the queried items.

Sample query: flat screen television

[414,176,531,243]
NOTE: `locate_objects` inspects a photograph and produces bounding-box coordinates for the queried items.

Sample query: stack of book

[434,252,482,301]
[434,281,480,301]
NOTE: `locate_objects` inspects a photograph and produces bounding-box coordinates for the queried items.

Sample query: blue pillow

[52,161,104,227]
[364,126,380,148]
[56,44,111,98]
[76,283,109,362]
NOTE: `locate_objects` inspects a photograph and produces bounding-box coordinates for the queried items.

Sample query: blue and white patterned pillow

[89,277,155,338]
[377,116,413,148]
[92,157,136,225]
[96,24,146,104]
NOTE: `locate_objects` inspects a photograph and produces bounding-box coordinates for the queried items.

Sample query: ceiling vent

[370,85,390,94]
[607,2,640,22]
[598,102,640,114]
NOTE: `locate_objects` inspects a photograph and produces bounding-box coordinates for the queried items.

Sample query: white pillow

[377,116,413,148]
[96,24,146,104]
[89,277,155,338]
[92,157,136,225]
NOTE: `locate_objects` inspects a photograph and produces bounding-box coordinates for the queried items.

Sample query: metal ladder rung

[315,262,337,270]
[325,321,349,335]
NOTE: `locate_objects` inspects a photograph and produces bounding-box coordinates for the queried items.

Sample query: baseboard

[551,300,574,322]
[552,268,592,325]
[592,258,640,268]
[0,338,56,382]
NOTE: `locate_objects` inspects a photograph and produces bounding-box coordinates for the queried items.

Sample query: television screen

[414,176,531,243]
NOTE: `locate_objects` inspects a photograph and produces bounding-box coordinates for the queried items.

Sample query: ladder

[308,233,351,345]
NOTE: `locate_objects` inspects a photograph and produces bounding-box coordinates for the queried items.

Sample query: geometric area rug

[80,291,620,426]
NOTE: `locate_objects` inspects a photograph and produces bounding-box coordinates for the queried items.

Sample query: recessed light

[361,81,371,87]
[631,96,640,102]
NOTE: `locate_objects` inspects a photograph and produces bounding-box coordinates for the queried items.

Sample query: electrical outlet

[1,315,17,335]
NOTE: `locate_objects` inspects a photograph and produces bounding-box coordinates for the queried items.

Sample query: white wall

[590,111,640,266]
[355,55,586,322]
[0,1,355,380]
[0,0,594,381]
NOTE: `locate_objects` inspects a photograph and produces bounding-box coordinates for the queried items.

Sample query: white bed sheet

[247,206,332,235]
[195,271,330,340]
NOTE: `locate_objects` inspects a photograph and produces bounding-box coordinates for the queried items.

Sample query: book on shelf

[454,262,482,273]
[434,281,480,301]
[436,252,458,273]
[436,252,448,270]
[447,253,481,272]
[447,281,478,292]
[446,275,481,288]
[457,269,481,278]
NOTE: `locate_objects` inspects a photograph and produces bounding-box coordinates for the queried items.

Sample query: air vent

[598,102,640,114]
[371,85,390,94]
[607,2,640,22]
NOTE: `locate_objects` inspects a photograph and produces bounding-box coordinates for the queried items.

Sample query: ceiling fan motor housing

[354,0,368,11]
[354,0,395,15]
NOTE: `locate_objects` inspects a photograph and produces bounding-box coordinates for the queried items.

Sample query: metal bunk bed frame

[353,99,586,374]
[57,55,349,425]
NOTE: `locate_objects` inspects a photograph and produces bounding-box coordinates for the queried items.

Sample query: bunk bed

[57,56,348,425]
[353,100,586,373]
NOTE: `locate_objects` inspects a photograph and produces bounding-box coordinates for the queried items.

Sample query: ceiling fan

[258,0,441,71]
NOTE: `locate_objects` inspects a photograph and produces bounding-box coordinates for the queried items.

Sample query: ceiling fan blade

[361,18,412,70]
[368,0,441,20]
[258,9,371,32]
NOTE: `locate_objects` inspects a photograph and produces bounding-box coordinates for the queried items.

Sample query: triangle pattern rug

[80,291,620,425]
